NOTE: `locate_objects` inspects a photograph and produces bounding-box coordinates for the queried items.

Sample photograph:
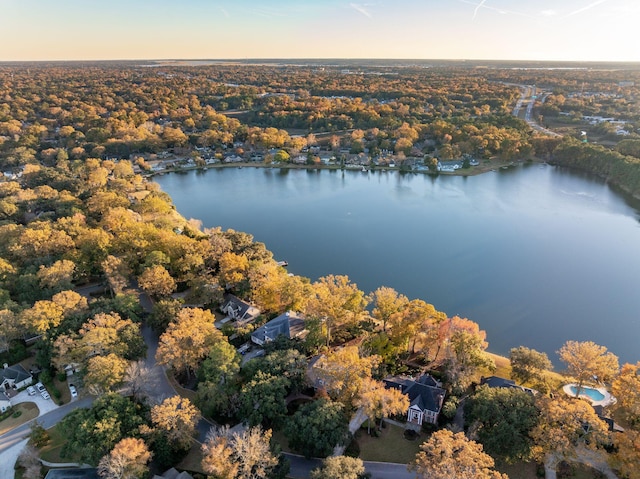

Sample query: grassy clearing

[38,424,82,464]
[357,422,423,464]
[271,429,292,453]
[0,402,39,436]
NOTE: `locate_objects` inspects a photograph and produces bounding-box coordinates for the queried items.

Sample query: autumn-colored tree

[51,290,88,317]
[98,437,152,479]
[218,251,249,290]
[388,299,446,355]
[151,396,201,450]
[370,286,408,332]
[558,341,619,398]
[410,429,508,479]
[202,425,279,479]
[102,255,130,296]
[84,353,128,394]
[354,377,409,433]
[612,362,640,425]
[0,309,20,352]
[530,395,610,466]
[36,259,76,291]
[310,456,365,479]
[609,429,640,479]
[138,264,176,299]
[314,346,381,407]
[156,307,222,378]
[509,346,553,387]
[304,275,368,346]
[20,299,64,334]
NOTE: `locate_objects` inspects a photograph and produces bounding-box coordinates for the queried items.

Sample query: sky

[1,0,639,62]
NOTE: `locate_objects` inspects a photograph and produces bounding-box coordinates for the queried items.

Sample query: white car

[35,382,50,400]
[26,386,36,396]
[69,384,78,398]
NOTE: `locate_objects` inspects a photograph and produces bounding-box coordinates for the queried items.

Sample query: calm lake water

[155,164,640,365]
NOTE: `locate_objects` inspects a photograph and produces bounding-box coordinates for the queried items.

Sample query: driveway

[0,438,28,479]
[11,388,59,416]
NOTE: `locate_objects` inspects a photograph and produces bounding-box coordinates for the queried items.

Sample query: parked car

[27,386,36,396]
[69,384,78,398]
[35,382,50,400]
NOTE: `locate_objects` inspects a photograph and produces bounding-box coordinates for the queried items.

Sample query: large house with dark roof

[384,374,446,426]
[480,376,537,395]
[0,363,33,392]
[219,293,260,326]
[251,311,307,346]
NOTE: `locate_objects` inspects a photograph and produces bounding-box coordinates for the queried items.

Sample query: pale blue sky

[1,0,639,61]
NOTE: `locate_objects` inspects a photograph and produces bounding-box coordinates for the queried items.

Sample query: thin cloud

[473,0,488,20]
[540,9,557,16]
[458,0,532,18]
[565,0,610,17]
[350,3,373,18]
[219,7,230,18]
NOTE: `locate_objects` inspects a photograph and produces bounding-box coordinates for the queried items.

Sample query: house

[0,392,11,413]
[480,376,536,395]
[593,405,625,433]
[219,294,260,325]
[384,374,446,426]
[152,468,194,479]
[44,469,100,479]
[0,363,33,392]
[251,311,307,346]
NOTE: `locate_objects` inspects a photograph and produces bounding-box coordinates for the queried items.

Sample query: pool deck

[562,383,616,407]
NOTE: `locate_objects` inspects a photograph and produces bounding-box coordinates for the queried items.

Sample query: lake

[154,164,640,365]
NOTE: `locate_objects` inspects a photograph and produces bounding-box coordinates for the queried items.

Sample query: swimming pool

[569,385,605,401]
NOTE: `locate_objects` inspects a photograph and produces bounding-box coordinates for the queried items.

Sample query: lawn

[357,422,423,464]
[0,402,39,436]
[166,371,197,402]
[495,460,540,479]
[38,424,82,464]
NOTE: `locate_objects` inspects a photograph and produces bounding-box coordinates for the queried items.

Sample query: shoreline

[143,157,543,179]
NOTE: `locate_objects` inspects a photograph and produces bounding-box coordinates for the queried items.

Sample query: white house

[0,363,33,392]
[0,392,11,413]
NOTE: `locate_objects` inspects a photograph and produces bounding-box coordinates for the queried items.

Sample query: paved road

[284,453,415,479]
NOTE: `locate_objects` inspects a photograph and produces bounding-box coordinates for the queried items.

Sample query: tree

[37,259,76,291]
[123,360,157,402]
[370,286,408,332]
[148,298,183,333]
[102,255,130,296]
[354,378,409,433]
[60,393,147,465]
[240,371,290,427]
[151,396,201,450]
[465,385,539,463]
[285,398,349,459]
[609,429,640,479]
[310,456,366,479]
[84,353,128,394]
[242,349,307,394]
[530,395,610,466]
[611,362,640,425]
[443,317,494,392]
[98,437,152,479]
[138,265,176,299]
[313,346,381,407]
[156,307,222,378]
[558,341,619,398]
[202,425,280,479]
[304,274,368,346]
[20,299,64,335]
[509,346,553,387]
[218,252,249,290]
[410,429,508,479]
[199,339,241,385]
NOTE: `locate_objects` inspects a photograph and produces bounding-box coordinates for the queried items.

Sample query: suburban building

[219,294,260,325]
[0,363,33,392]
[44,469,100,479]
[0,392,11,413]
[383,374,446,426]
[251,311,307,346]
[480,376,537,395]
